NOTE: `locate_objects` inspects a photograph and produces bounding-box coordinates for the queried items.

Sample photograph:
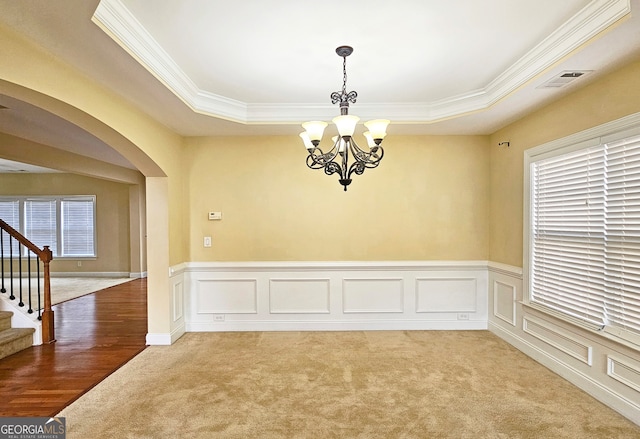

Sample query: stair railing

[0,219,55,343]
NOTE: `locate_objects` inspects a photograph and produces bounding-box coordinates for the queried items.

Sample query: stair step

[0,327,35,360]
[0,311,13,332]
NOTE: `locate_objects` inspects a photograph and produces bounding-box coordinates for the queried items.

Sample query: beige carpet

[49,277,133,304]
[58,331,639,438]
[1,276,133,306]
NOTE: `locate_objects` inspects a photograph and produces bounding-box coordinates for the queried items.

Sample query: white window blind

[530,134,640,342]
[0,196,96,258]
[603,135,640,334]
[532,144,606,327]
[61,198,95,257]
[0,200,20,256]
[25,199,57,255]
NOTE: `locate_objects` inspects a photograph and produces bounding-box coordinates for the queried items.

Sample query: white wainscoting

[180,261,488,332]
[488,262,640,427]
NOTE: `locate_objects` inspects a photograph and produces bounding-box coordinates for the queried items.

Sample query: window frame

[524,113,640,351]
[0,195,97,259]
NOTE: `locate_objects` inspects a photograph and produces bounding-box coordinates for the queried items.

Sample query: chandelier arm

[305,142,340,169]
[347,160,367,178]
[324,161,343,177]
[348,138,385,166]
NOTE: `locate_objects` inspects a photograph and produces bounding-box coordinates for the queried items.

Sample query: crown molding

[92,0,631,125]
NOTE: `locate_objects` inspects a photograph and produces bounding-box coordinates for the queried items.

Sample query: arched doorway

[0,80,174,344]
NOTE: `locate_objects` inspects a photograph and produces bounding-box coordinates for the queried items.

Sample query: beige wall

[489,58,640,266]
[0,23,186,265]
[186,134,490,261]
[0,173,131,273]
[0,22,186,335]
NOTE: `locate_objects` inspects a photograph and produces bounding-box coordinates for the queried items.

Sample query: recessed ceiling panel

[94,0,630,125]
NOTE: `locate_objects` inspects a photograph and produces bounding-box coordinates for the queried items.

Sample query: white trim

[607,354,640,394]
[184,260,489,333]
[525,112,640,160]
[91,0,630,124]
[50,271,131,278]
[487,261,522,278]
[187,319,486,333]
[146,323,185,346]
[493,280,517,326]
[488,267,640,426]
[145,332,171,346]
[523,314,594,366]
[182,260,489,272]
[490,321,640,424]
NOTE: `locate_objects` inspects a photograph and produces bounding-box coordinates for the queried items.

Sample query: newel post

[40,245,55,344]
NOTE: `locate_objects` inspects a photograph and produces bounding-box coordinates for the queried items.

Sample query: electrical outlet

[213,314,225,322]
[457,313,470,320]
[204,236,212,247]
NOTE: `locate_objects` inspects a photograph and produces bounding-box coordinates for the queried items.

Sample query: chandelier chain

[342,55,348,97]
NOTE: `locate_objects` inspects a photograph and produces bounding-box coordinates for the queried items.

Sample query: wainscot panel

[488,262,640,427]
[493,279,517,326]
[416,277,477,313]
[147,269,186,346]
[183,261,488,332]
[343,278,404,313]
[269,279,330,314]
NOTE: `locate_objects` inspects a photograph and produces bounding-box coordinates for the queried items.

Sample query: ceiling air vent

[537,70,593,88]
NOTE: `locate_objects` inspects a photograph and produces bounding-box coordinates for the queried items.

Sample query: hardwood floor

[0,278,147,417]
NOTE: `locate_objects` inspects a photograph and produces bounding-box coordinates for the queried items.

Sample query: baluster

[37,259,42,320]
[18,242,24,307]
[0,229,5,294]
[0,220,55,342]
[27,251,33,314]
[9,236,15,300]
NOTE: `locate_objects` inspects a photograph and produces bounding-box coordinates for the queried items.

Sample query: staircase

[1,218,55,346]
[0,311,35,360]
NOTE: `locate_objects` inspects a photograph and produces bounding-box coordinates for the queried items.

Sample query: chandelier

[300,46,390,191]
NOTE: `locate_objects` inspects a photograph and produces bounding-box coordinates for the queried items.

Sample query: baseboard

[489,321,640,426]
[145,333,171,346]
[51,271,131,278]
[187,319,487,333]
[146,323,185,346]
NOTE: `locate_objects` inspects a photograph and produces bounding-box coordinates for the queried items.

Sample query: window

[0,196,96,258]
[25,199,57,255]
[525,120,640,348]
[0,199,20,257]
[61,198,95,257]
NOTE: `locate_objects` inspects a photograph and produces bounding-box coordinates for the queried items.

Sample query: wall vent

[538,70,593,88]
